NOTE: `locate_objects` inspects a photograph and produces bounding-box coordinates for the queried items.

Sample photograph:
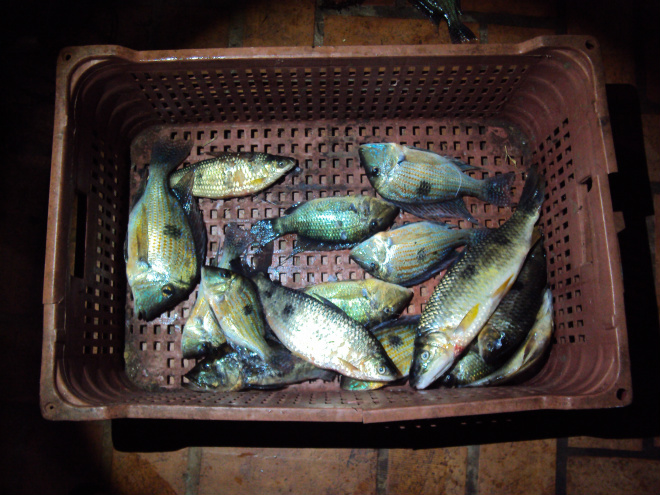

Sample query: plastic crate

[41,36,631,422]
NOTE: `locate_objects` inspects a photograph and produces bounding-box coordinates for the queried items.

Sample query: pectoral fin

[456,304,480,335]
[493,274,515,299]
[338,358,361,374]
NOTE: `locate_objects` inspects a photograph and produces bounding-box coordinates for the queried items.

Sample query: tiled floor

[2,1,660,494]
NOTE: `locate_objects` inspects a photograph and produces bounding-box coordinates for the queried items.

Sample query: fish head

[358,143,402,190]
[349,237,388,278]
[362,198,399,235]
[184,355,243,391]
[359,354,399,382]
[130,267,189,321]
[409,331,455,389]
[363,280,413,322]
[273,155,297,172]
[201,266,237,295]
[341,376,382,391]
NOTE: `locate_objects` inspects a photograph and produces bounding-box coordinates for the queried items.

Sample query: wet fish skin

[184,344,336,392]
[250,195,399,249]
[442,348,497,387]
[202,267,273,361]
[358,143,514,222]
[181,284,226,359]
[125,138,205,321]
[350,221,476,287]
[341,315,419,391]
[169,151,297,199]
[302,279,413,328]
[466,288,554,387]
[409,167,545,389]
[408,0,477,43]
[251,273,399,381]
[476,237,547,365]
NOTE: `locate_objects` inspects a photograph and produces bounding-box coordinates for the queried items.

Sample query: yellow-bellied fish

[410,167,544,389]
[184,344,336,392]
[125,138,206,321]
[250,195,399,252]
[169,151,297,199]
[466,288,554,387]
[202,267,273,361]
[350,221,477,287]
[341,315,419,391]
[359,143,514,223]
[251,273,399,381]
[476,237,547,365]
[302,279,413,328]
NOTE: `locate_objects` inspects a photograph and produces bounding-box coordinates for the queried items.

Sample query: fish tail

[516,167,545,215]
[480,172,515,207]
[216,223,254,269]
[150,138,194,174]
[250,218,280,247]
[447,18,477,44]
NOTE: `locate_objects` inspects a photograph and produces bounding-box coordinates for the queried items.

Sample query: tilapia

[202,266,273,361]
[408,0,477,44]
[359,143,514,223]
[341,315,419,391]
[410,167,545,389]
[250,195,399,252]
[441,347,496,387]
[181,223,254,359]
[251,273,399,381]
[350,221,476,287]
[184,344,336,392]
[466,288,554,387]
[169,151,297,199]
[125,138,206,321]
[476,237,547,365]
[302,279,413,327]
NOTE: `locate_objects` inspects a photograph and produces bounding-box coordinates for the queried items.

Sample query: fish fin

[130,177,147,208]
[205,151,231,159]
[250,239,274,274]
[402,147,479,172]
[282,202,304,215]
[337,358,361,374]
[480,172,515,207]
[216,223,254,269]
[150,138,193,174]
[123,235,129,264]
[531,226,543,247]
[171,169,207,265]
[516,166,545,214]
[371,314,421,333]
[456,304,480,336]
[388,198,479,224]
[293,236,357,254]
[399,249,462,287]
[310,294,349,316]
[250,219,279,247]
[445,156,481,172]
[446,18,477,44]
[493,274,516,299]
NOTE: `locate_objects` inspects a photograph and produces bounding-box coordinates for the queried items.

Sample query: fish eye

[162,284,175,297]
[202,362,212,371]
[370,261,378,271]
[420,350,430,361]
[369,219,379,231]
[371,167,380,177]
[378,366,387,375]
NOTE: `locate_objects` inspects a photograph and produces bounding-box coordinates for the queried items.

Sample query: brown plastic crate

[41,36,631,422]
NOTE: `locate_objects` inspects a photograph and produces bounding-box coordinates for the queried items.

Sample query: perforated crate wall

[42,38,630,422]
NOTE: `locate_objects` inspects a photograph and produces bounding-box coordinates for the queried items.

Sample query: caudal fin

[516,167,545,215]
[250,219,280,247]
[150,138,193,174]
[480,172,515,207]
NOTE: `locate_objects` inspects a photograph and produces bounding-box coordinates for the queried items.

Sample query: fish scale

[251,273,399,381]
[410,167,545,389]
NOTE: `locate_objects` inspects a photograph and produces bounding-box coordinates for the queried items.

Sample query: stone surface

[567,456,660,495]
[387,447,467,495]
[568,436,645,451]
[478,440,556,495]
[198,447,377,495]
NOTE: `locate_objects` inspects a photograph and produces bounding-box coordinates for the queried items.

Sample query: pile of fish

[125,137,553,392]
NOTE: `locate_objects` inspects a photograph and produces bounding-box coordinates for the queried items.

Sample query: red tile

[568,437,645,451]
[567,456,660,495]
[198,447,377,495]
[387,447,467,495]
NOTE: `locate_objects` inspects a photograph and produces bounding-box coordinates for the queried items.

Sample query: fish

[250,195,399,252]
[441,347,497,387]
[409,166,545,389]
[302,279,413,327]
[350,221,477,287]
[408,0,477,44]
[181,223,254,359]
[476,236,547,365]
[169,151,297,199]
[184,344,336,392]
[466,288,554,387]
[341,315,419,391]
[251,273,399,381]
[358,143,514,223]
[202,267,273,361]
[125,138,206,321]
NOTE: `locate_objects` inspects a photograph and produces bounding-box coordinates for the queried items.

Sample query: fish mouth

[409,351,454,390]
